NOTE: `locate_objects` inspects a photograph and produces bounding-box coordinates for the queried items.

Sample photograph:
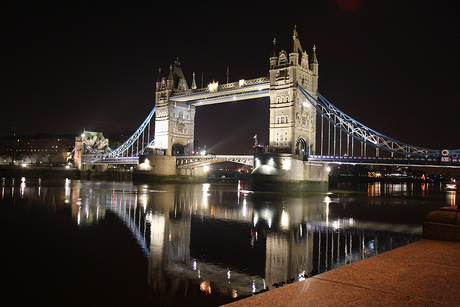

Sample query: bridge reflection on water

[2,178,453,306]
[60,179,452,305]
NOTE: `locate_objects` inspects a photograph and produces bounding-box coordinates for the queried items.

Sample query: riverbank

[226,207,460,306]
[0,165,80,179]
[226,239,460,306]
[0,166,208,183]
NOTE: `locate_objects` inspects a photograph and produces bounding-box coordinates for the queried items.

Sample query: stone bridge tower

[153,59,196,156]
[269,27,319,155]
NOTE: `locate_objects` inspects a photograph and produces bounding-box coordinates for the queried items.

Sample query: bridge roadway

[82,155,139,165]
[176,155,254,168]
[82,153,460,168]
[82,154,254,167]
[308,154,460,167]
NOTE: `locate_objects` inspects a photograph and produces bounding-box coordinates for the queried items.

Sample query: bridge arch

[296,137,311,155]
[171,143,185,156]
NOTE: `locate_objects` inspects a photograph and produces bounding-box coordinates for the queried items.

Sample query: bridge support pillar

[251,152,329,191]
[136,155,177,176]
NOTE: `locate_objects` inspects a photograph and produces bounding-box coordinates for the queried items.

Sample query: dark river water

[1,177,456,306]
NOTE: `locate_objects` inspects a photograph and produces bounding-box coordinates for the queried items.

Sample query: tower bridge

[78,26,460,180]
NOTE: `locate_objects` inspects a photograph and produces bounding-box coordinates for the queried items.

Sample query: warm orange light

[200,281,212,295]
[208,80,219,92]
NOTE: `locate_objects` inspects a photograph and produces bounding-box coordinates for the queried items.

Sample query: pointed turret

[311,45,319,76]
[311,45,318,64]
[168,65,173,80]
[270,38,278,69]
[191,72,197,90]
[290,25,303,65]
[291,25,303,54]
[166,65,174,91]
[156,67,162,91]
[271,38,277,58]
[157,67,162,82]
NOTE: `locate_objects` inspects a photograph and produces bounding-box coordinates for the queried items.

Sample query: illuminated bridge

[79,27,460,171]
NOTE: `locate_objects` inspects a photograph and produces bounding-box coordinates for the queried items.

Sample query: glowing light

[280,210,289,230]
[253,213,258,226]
[332,220,340,229]
[208,80,219,92]
[200,281,212,295]
[204,165,209,172]
[282,158,291,170]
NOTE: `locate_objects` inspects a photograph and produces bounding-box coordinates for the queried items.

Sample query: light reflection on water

[1,178,454,306]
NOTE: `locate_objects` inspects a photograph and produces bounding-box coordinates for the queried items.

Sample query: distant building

[0,133,76,165]
[74,130,110,169]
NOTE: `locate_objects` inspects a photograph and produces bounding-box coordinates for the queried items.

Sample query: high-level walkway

[226,207,460,306]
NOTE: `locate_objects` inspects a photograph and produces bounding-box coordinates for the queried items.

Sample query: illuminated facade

[153,60,196,156]
[151,28,318,157]
[269,26,319,155]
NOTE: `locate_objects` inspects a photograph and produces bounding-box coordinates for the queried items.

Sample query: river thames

[1,177,455,306]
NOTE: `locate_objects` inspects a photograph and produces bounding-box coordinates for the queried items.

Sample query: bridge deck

[176,155,254,167]
[308,154,460,167]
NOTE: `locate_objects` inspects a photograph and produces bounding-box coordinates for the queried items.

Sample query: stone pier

[251,152,329,191]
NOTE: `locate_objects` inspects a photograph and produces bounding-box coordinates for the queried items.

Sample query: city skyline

[3,1,459,154]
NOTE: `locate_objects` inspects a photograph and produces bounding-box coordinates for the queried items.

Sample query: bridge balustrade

[176,155,254,168]
[170,77,270,100]
[308,155,460,166]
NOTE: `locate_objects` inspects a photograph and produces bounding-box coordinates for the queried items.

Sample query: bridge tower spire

[269,27,319,155]
[153,60,196,156]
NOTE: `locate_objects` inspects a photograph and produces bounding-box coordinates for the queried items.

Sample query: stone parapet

[423,206,460,242]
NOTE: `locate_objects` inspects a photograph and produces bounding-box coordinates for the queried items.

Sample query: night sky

[2,1,459,154]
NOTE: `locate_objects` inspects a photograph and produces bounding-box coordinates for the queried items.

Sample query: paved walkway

[226,212,460,306]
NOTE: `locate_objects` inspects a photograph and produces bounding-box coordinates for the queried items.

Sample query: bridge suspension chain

[298,85,459,157]
[105,107,155,157]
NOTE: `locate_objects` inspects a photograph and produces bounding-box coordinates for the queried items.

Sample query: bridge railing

[171,77,270,98]
[103,107,155,157]
[176,155,254,167]
[298,85,460,157]
[308,154,460,166]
